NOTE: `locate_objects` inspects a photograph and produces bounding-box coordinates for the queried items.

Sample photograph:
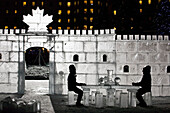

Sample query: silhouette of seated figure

[67,65,86,106]
[132,65,151,107]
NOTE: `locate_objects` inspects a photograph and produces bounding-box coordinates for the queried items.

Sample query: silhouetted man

[67,65,86,106]
[132,65,151,107]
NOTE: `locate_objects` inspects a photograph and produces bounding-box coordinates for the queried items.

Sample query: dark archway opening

[25,47,49,66]
[25,47,49,80]
[73,54,79,62]
[103,54,107,62]
[25,47,50,94]
[124,65,129,73]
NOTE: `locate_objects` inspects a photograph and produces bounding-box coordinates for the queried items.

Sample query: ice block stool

[127,89,138,107]
[120,92,128,108]
[91,91,96,105]
[106,88,115,106]
[95,92,103,108]
[144,92,152,106]
[68,91,75,105]
[115,90,122,106]
[83,88,90,106]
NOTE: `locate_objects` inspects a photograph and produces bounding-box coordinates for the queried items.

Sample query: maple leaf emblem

[23,7,53,33]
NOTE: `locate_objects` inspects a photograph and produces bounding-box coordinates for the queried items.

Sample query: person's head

[143,65,151,74]
[69,65,76,74]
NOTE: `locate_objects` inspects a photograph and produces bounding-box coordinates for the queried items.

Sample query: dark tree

[154,0,170,35]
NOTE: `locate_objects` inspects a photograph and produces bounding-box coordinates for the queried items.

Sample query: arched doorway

[25,47,50,94]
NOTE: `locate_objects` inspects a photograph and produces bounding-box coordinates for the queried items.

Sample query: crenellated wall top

[0,29,169,41]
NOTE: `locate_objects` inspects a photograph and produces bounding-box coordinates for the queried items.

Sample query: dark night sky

[0,0,168,34]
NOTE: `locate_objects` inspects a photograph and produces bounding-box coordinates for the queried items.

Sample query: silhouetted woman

[132,65,151,107]
[67,65,86,106]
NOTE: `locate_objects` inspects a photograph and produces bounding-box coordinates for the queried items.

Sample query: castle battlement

[116,35,169,41]
[0,29,169,41]
[0,29,115,35]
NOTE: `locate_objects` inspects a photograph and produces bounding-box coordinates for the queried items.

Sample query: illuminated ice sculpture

[23,7,53,33]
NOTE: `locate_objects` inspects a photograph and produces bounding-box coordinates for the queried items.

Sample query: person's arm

[132,82,141,86]
[79,83,86,86]
[76,82,86,86]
